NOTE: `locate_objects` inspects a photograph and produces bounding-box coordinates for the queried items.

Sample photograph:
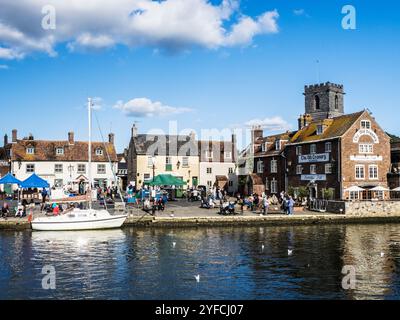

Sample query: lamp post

[151,156,156,180]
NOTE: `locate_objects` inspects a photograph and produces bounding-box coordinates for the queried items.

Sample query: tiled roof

[132,134,198,156]
[254,131,296,156]
[198,140,236,162]
[290,111,365,144]
[10,139,117,162]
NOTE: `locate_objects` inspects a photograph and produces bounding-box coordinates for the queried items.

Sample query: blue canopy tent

[0,173,22,185]
[0,173,22,200]
[20,174,50,189]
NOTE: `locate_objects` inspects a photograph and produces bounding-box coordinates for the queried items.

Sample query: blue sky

[1,0,399,152]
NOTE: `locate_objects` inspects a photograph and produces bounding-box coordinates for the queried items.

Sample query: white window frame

[310,144,317,154]
[271,180,278,194]
[317,125,323,135]
[325,142,332,153]
[261,143,266,152]
[165,157,172,165]
[275,140,281,150]
[257,160,264,174]
[95,148,103,156]
[26,147,35,155]
[325,163,332,174]
[144,173,151,181]
[224,151,232,159]
[369,165,378,180]
[270,159,278,173]
[26,164,35,173]
[361,120,371,130]
[296,165,303,175]
[205,150,213,159]
[207,181,213,187]
[310,164,317,174]
[228,167,234,174]
[182,156,189,167]
[77,164,86,173]
[206,167,212,174]
[97,164,106,174]
[350,191,359,200]
[56,147,64,155]
[54,164,63,173]
[296,146,302,156]
[147,156,153,167]
[355,165,365,180]
[359,144,373,154]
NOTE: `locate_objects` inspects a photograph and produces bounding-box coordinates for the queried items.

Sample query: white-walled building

[198,136,238,194]
[4,130,118,192]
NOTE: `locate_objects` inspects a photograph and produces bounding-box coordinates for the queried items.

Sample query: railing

[309,199,328,212]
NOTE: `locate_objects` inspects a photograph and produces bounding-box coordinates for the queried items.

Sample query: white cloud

[0,0,279,59]
[244,116,292,132]
[293,9,309,17]
[114,97,193,117]
[0,64,9,69]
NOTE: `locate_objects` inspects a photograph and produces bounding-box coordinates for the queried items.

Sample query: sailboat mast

[88,97,92,210]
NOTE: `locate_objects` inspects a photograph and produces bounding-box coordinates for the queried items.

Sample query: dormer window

[95,148,103,156]
[316,125,323,135]
[361,120,371,130]
[275,140,281,150]
[56,147,64,155]
[26,147,35,155]
[261,143,266,152]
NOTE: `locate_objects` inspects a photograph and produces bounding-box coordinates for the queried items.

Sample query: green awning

[146,174,187,186]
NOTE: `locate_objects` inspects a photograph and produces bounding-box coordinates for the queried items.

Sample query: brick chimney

[68,132,74,145]
[12,129,17,143]
[4,134,8,146]
[131,124,138,138]
[251,125,263,144]
[108,133,115,144]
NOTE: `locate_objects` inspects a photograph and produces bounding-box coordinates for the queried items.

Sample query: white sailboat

[31,98,128,231]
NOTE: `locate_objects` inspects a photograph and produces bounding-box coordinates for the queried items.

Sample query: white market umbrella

[344,186,365,192]
[370,186,389,192]
[391,187,400,192]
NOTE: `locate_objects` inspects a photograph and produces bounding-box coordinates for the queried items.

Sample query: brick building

[253,130,295,196]
[250,82,391,200]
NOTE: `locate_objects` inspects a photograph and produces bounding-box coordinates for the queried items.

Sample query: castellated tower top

[303,82,345,121]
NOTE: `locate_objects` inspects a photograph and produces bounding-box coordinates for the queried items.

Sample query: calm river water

[1,224,400,300]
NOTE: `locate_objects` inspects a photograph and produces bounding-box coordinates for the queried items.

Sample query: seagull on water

[195,275,200,282]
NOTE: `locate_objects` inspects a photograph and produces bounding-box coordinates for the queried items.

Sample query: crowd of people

[195,187,299,216]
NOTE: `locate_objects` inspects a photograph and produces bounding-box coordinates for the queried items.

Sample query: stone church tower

[303,82,345,122]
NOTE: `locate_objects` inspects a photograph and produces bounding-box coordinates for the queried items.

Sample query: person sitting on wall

[1,202,9,219]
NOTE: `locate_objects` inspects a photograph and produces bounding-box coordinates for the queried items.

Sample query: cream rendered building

[127,125,199,188]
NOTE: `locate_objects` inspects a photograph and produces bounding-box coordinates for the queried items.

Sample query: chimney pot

[4,134,8,146]
[12,129,17,143]
[108,133,115,144]
[68,132,74,144]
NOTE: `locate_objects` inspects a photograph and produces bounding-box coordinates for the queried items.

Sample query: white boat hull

[31,209,127,231]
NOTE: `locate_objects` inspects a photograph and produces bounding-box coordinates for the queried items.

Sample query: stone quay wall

[327,200,400,215]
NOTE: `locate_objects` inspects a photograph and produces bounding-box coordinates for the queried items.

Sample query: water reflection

[0,224,400,300]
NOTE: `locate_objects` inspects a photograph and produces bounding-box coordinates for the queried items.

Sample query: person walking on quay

[262,195,269,215]
[288,196,295,215]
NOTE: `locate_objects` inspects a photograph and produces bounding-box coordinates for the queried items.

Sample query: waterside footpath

[3,206,400,230]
